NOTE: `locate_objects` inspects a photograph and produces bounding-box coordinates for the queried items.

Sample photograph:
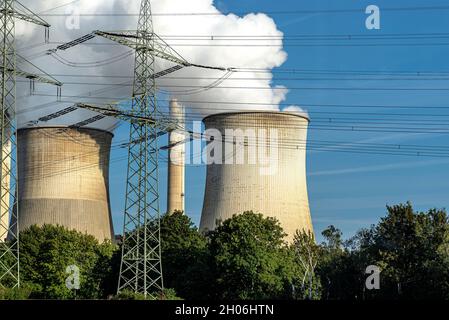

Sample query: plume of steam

[15,0,301,130]
[283,105,309,118]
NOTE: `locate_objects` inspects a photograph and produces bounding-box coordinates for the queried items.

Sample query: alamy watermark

[366,5,381,30]
[65,5,81,30]
[65,264,80,290]
[365,265,381,290]
[171,121,281,176]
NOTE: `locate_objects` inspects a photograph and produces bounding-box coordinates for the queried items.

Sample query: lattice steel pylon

[89,1,208,297]
[81,0,203,298]
[0,0,60,289]
[50,0,230,298]
[118,0,165,298]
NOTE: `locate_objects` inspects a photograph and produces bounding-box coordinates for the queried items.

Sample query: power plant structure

[0,0,317,296]
[167,100,185,214]
[199,111,313,242]
[15,126,114,242]
[0,0,61,287]
[1,137,11,242]
[0,0,230,294]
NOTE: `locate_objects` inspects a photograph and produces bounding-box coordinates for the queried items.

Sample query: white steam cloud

[283,105,309,118]
[16,0,301,130]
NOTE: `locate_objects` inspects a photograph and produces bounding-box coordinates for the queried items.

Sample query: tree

[367,203,449,299]
[321,225,343,250]
[207,211,297,299]
[0,286,33,300]
[160,211,211,299]
[330,203,449,300]
[316,225,362,300]
[292,230,321,299]
[19,224,117,299]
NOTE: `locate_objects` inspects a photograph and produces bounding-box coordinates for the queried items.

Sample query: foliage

[160,288,183,300]
[112,288,182,300]
[207,211,297,299]
[363,203,449,299]
[0,285,33,300]
[0,241,18,288]
[318,203,449,300]
[291,230,321,299]
[19,224,118,299]
[316,225,360,300]
[113,290,147,300]
[160,211,211,299]
[3,202,449,300]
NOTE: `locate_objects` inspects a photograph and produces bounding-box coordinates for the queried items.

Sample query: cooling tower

[16,127,114,241]
[167,99,185,214]
[200,111,313,242]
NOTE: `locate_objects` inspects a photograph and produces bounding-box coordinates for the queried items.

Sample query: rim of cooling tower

[202,110,310,123]
[17,126,115,138]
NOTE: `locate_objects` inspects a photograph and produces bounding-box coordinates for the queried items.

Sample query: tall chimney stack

[167,99,185,214]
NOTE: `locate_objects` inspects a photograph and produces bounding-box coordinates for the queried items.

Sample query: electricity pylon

[109,1,172,297]
[94,1,225,297]
[52,0,229,298]
[0,0,61,288]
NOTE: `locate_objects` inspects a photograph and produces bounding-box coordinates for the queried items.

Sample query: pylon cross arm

[8,68,62,86]
[0,2,50,28]
[93,30,190,67]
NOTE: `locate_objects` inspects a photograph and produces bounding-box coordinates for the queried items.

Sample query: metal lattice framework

[0,0,17,288]
[117,0,164,298]
[0,0,60,289]
[84,1,222,298]
[50,0,230,298]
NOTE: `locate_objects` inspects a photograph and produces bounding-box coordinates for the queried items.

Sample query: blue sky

[108,0,449,242]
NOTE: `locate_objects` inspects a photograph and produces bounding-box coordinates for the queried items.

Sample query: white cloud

[15,0,290,130]
[282,105,309,118]
[309,159,449,177]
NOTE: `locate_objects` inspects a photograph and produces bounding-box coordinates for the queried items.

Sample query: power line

[17,126,449,174]
[152,32,449,39]
[25,85,449,92]
[19,95,449,112]
[19,100,449,119]
[37,0,81,14]
[14,77,449,87]
[21,32,449,41]
[234,68,449,76]
[50,50,134,67]
[33,5,449,17]
[25,41,449,48]
[15,68,449,77]
[24,103,449,128]
[22,102,449,135]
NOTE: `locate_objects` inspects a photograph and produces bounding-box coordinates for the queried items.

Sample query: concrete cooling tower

[200,111,313,242]
[16,127,114,242]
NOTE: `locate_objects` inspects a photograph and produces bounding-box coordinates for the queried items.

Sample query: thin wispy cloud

[309,159,449,176]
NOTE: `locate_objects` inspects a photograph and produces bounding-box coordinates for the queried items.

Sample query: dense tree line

[1,202,449,300]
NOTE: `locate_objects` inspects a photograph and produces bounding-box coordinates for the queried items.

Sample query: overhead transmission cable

[33,5,449,16]
[50,50,134,68]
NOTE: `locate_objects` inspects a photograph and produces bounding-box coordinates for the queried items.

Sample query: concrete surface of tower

[200,111,313,242]
[16,127,114,241]
[167,99,186,214]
